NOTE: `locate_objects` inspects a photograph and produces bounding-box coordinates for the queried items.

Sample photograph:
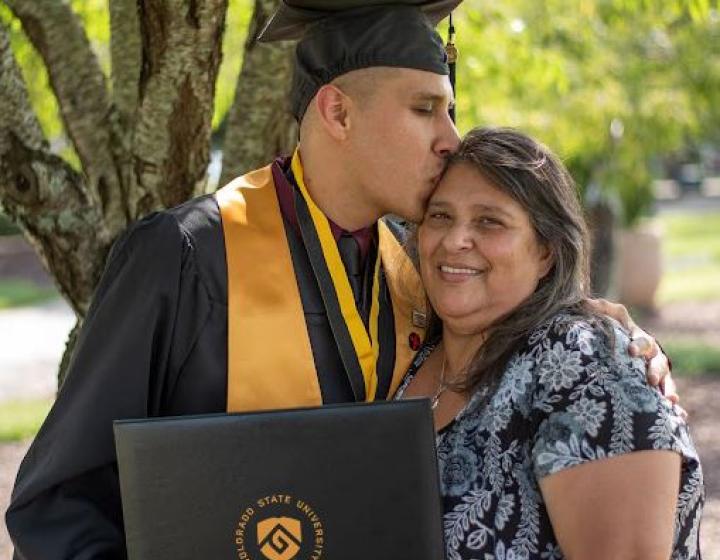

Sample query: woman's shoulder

[528,310,632,361]
[523,310,646,394]
[527,312,702,506]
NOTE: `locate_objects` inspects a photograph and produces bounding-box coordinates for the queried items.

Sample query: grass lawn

[664,341,720,377]
[0,280,59,310]
[0,398,53,442]
[657,210,720,304]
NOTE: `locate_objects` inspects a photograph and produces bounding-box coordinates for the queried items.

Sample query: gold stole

[215,165,426,413]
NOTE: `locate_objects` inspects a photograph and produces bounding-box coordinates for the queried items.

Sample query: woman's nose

[441,224,474,252]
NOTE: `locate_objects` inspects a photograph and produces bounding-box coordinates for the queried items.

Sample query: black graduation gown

[6,191,400,559]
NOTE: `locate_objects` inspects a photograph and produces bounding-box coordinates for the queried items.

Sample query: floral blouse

[396,312,704,559]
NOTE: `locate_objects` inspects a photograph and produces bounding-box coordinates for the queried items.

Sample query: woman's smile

[436,263,486,282]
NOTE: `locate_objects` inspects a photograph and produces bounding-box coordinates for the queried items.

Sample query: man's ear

[313,84,352,140]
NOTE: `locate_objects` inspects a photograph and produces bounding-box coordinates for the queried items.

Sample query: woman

[397,128,703,559]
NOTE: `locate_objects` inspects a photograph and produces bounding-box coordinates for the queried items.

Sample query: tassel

[446,13,457,123]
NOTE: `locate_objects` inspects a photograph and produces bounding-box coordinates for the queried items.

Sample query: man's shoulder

[119,193,221,244]
[164,193,223,241]
[113,194,226,300]
[164,193,227,296]
[115,194,223,259]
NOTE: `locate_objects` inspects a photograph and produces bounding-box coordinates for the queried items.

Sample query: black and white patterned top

[396,312,704,560]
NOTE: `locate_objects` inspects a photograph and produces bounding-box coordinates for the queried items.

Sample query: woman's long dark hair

[418,127,609,397]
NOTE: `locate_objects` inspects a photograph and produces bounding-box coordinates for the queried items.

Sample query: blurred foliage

[3,0,719,225]
[454,0,720,226]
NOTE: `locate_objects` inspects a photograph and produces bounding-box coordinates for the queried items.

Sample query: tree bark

[132,0,227,216]
[4,0,128,237]
[219,0,296,186]
[1,1,295,384]
[110,0,142,131]
[0,19,106,318]
[110,0,142,214]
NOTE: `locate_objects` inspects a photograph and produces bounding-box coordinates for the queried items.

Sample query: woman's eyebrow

[429,199,515,219]
[468,203,515,218]
[426,200,450,209]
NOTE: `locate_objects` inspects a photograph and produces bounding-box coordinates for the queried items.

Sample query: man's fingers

[650,352,666,385]
[645,346,670,386]
[661,371,678,401]
[628,335,652,357]
[615,302,634,331]
[589,298,634,330]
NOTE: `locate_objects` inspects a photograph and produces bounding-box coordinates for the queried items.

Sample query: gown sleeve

[5,210,213,560]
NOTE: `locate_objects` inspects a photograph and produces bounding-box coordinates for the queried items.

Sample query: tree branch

[0,22,111,316]
[131,0,227,218]
[0,19,45,152]
[219,0,296,187]
[5,0,128,235]
[0,134,109,316]
[110,0,142,130]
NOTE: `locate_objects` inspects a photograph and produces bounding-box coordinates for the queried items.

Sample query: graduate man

[6,1,671,558]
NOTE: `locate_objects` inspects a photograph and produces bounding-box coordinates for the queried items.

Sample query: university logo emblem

[257,517,302,560]
[234,494,323,560]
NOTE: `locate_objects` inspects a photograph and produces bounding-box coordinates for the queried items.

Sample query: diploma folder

[114,399,444,560]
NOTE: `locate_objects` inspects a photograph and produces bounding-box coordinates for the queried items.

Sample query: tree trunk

[586,202,615,297]
[219,0,297,185]
[0,0,294,385]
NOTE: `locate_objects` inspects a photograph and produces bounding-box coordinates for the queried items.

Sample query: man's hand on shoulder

[587,298,681,410]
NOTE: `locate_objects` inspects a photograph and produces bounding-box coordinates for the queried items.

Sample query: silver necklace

[430,355,450,410]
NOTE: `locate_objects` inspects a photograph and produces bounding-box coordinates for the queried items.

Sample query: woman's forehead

[430,165,529,215]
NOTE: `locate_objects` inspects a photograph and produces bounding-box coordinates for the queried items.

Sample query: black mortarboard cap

[258,0,461,121]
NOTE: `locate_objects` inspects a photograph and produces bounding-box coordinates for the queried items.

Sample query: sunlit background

[1,0,719,556]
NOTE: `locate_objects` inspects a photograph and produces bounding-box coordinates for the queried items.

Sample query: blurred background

[0,0,718,557]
